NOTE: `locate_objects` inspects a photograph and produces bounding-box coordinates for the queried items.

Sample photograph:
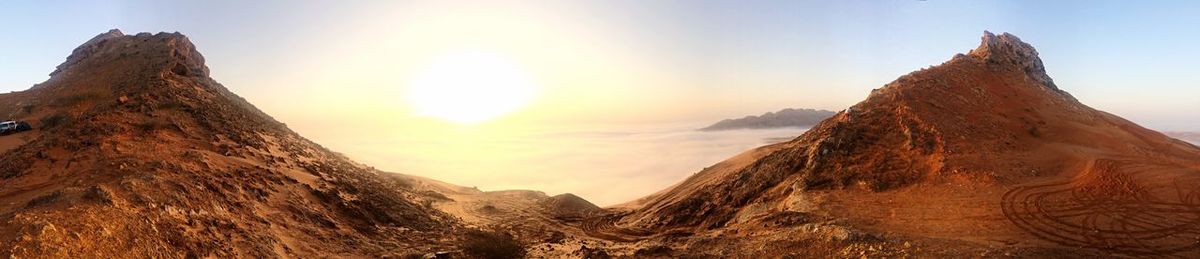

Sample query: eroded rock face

[50,29,126,77]
[50,30,210,79]
[967,31,1061,93]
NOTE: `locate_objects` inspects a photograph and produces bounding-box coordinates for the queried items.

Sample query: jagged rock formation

[49,29,128,77]
[0,30,463,257]
[595,31,1200,257]
[699,108,835,131]
[968,31,1062,94]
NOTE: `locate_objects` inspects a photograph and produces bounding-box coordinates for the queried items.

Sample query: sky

[2,1,1199,203]
[1,1,1199,128]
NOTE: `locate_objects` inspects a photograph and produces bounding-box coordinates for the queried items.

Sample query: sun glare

[408,51,538,124]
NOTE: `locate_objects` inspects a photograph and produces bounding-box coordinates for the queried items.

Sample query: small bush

[40,113,73,128]
[155,101,183,110]
[460,229,525,259]
[24,191,63,209]
[389,176,414,190]
[56,94,92,107]
[1027,125,1041,137]
[133,119,172,134]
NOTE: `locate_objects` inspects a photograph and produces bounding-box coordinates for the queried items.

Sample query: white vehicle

[0,121,16,132]
[0,120,31,135]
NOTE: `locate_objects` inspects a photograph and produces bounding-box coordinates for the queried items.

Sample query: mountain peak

[968,31,1035,62]
[967,31,1059,91]
[89,29,126,43]
[49,29,207,78]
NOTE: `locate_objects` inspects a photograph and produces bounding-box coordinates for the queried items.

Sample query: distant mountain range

[699,108,836,131]
[1167,132,1200,144]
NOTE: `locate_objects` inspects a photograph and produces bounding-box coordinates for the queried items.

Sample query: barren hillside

[582,32,1200,257]
[0,30,466,257]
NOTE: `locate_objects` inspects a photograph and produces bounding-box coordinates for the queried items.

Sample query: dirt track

[581,211,652,242]
[1001,159,1200,256]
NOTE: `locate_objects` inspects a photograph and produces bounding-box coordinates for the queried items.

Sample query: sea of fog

[326,125,808,206]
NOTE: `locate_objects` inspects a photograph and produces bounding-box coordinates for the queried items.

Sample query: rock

[574,244,611,259]
[968,31,1061,93]
[49,29,125,77]
[423,251,452,259]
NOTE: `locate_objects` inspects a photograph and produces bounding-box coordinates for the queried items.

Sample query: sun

[407,50,538,124]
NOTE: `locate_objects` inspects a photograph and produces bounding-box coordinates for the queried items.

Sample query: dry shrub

[39,113,73,128]
[460,229,525,259]
[134,118,172,134]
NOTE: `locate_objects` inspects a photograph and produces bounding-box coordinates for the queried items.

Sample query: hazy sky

[2,1,1199,129]
[2,1,1199,202]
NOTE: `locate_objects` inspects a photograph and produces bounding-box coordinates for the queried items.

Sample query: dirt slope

[0,30,464,257]
[589,31,1200,257]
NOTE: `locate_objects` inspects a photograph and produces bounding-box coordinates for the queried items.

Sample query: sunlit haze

[408,50,538,124]
[2,1,1199,205]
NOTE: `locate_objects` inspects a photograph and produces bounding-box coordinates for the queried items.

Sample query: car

[0,121,15,133]
[0,120,32,135]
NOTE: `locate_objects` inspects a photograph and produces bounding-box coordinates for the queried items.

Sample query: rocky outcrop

[50,29,125,77]
[50,30,209,79]
[967,31,1065,95]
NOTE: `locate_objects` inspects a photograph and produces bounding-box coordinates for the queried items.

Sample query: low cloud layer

[327,125,806,206]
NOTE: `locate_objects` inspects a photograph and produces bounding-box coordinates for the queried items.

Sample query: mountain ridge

[699,108,836,131]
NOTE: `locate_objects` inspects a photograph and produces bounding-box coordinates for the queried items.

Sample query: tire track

[580,212,653,242]
[1001,159,1200,256]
